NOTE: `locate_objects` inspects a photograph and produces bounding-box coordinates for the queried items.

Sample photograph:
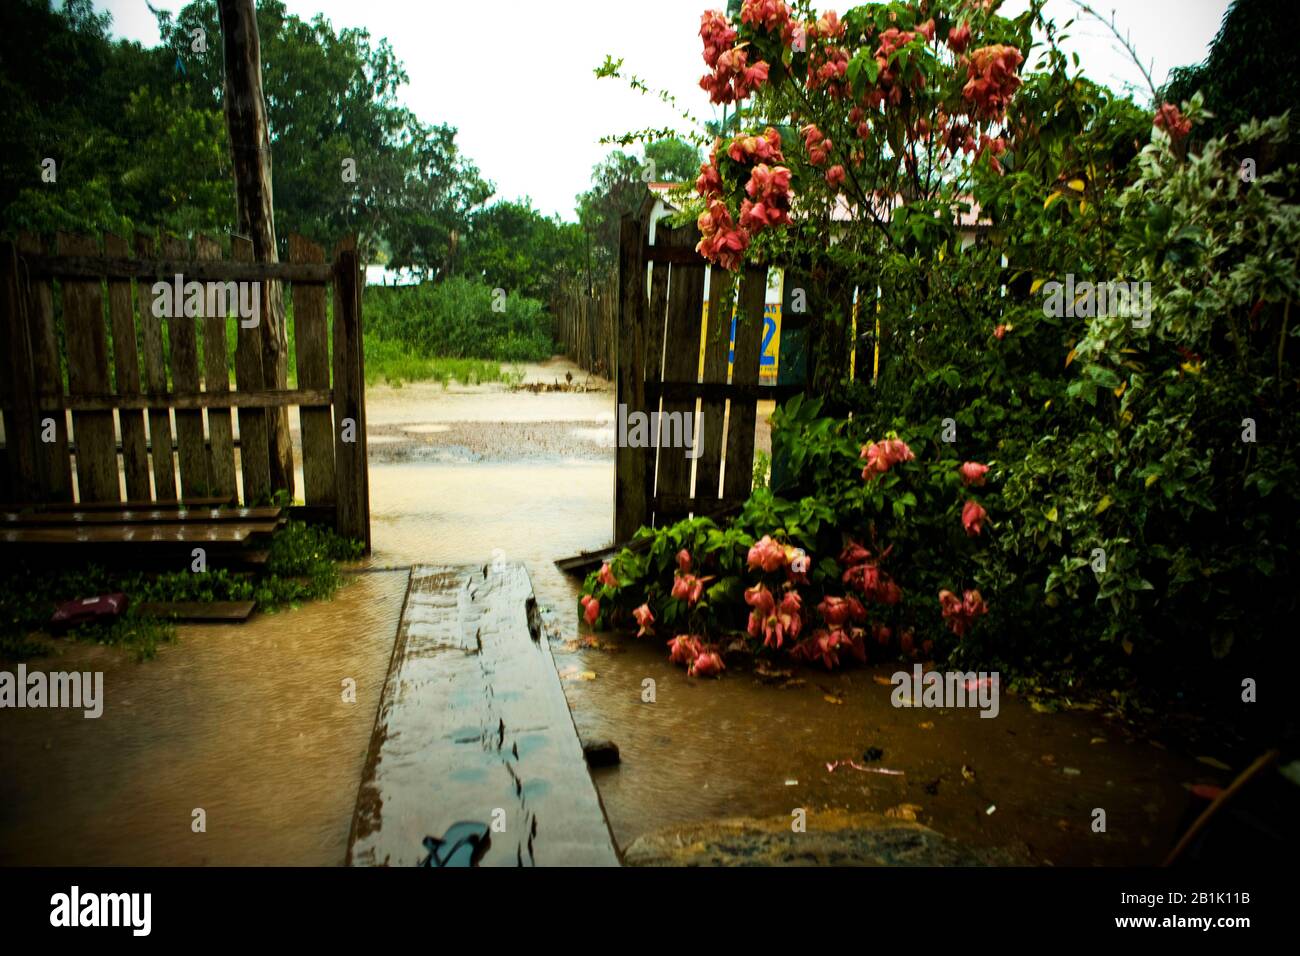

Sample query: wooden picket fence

[551,273,618,377]
[0,231,370,548]
[613,215,773,543]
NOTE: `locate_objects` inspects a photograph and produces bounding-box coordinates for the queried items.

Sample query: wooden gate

[0,231,370,548]
[613,215,771,543]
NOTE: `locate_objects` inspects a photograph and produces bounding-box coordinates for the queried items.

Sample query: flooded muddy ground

[0,356,1221,865]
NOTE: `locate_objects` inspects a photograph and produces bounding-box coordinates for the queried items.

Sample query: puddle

[0,358,1204,866]
[0,571,406,865]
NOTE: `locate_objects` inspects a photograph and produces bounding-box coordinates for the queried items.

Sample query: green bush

[364,277,553,362]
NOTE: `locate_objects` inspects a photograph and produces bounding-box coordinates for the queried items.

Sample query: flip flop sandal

[420,821,491,867]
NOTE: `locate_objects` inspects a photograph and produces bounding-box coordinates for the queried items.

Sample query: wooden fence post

[332,237,370,551]
[614,217,648,544]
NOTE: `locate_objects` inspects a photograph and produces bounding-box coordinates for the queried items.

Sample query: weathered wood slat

[348,564,619,867]
[58,233,120,502]
[23,254,333,283]
[653,226,706,526]
[695,267,731,503]
[231,236,271,505]
[0,496,231,512]
[160,235,208,499]
[134,234,178,501]
[289,234,336,506]
[614,217,649,543]
[196,235,238,500]
[0,242,41,502]
[643,244,709,265]
[1,387,333,412]
[104,234,152,501]
[724,265,769,501]
[332,237,369,549]
[1,520,279,545]
[17,234,74,502]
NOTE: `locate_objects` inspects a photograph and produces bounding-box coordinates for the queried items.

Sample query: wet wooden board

[162,235,208,499]
[1,507,282,525]
[1,520,279,545]
[0,496,232,512]
[348,562,620,867]
[196,234,238,501]
[58,233,119,502]
[723,265,769,501]
[104,233,152,501]
[135,234,178,501]
[136,600,256,622]
[289,234,336,507]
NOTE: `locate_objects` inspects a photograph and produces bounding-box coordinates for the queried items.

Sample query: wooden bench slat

[1,506,282,526]
[1,521,280,544]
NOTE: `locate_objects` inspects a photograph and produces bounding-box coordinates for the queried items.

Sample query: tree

[461,199,584,301]
[645,137,702,182]
[1160,0,1300,167]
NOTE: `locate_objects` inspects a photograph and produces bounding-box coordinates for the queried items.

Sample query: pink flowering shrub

[687,0,1029,270]
[579,394,994,677]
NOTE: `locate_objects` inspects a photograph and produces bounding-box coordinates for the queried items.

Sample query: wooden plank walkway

[348,562,619,867]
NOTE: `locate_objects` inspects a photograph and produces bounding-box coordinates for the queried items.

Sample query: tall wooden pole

[217,0,295,497]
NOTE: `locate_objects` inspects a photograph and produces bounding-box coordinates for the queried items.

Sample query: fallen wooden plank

[348,562,620,867]
[136,600,256,622]
[0,521,279,545]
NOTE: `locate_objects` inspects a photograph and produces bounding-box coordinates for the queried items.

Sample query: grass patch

[364,337,524,387]
[0,521,364,663]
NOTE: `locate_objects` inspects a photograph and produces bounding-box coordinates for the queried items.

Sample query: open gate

[613,214,773,543]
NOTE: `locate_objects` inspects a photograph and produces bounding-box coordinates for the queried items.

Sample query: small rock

[582,739,620,767]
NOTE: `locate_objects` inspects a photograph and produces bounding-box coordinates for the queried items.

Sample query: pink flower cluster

[745,583,804,650]
[939,588,988,637]
[632,603,655,638]
[699,10,770,104]
[802,124,831,166]
[696,199,750,272]
[871,28,919,107]
[740,164,792,231]
[962,44,1024,120]
[947,21,971,54]
[860,438,915,479]
[962,499,987,536]
[1153,102,1191,140]
[739,0,795,40]
[840,540,903,606]
[667,633,725,677]
[695,129,790,271]
[791,626,867,670]
[958,461,989,486]
[804,12,849,98]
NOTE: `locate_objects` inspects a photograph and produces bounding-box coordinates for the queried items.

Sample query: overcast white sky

[97,0,1230,220]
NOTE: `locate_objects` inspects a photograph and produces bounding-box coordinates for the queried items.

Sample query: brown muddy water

[0,357,1216,865]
